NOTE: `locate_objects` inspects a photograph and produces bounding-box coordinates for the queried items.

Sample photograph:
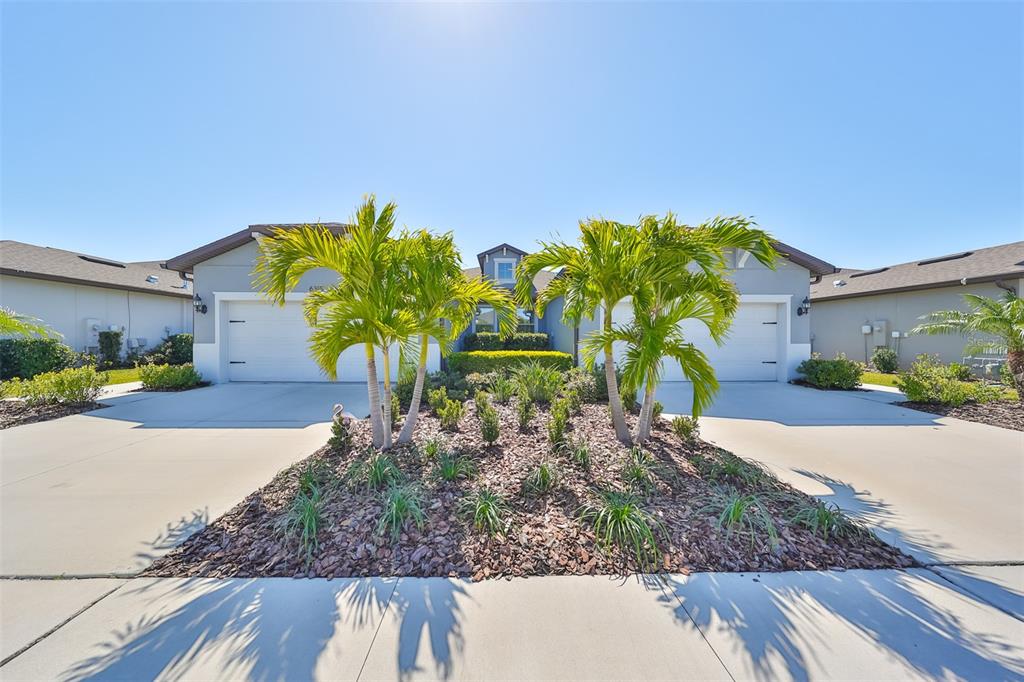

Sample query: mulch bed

[0,399,103,429]
[898,399,1024,432]
[145,401,914,580]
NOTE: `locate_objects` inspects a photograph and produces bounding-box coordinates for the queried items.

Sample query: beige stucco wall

[0,274,193,352]
[810,279,1023,369]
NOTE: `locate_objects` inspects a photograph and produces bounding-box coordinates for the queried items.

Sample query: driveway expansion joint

[355,578,400,681]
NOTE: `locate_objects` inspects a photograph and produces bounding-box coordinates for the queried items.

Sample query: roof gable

[166,223,347,273]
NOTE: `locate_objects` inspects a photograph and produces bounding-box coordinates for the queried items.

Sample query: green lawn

[861,371,899,387]
[104,367,141,385]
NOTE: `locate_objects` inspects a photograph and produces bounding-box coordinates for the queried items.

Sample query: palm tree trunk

[1008,349,1024,403]
[397,335,429,444]
[603,305,632,444]
[381,344,393,449]
[364,343,385,448]
[634,380,656,442]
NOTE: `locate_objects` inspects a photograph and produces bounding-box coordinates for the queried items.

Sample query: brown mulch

[145,402,914,580]
[898,399,1024,432]
[0,399,103,429]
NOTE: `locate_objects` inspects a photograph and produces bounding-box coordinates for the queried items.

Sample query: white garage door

[225,300,439,382]
[611,301,780,382]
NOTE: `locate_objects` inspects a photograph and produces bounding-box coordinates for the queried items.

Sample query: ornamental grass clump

[524,460,558,496]
[513,361,564,403]
[621,446,658,493]
[434,452,476,482]
[577,490,665,570]
[705,489,779,550]
[377,484,426,541]
[279,486,324,565]
[491,375,516,404]
[359,451,402,490]
[699,451,773,488]
[785,498,859,540]
[460,487,510,535]
[561,437,590,470]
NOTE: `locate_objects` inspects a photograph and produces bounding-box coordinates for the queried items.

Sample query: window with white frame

[493,258,516,283]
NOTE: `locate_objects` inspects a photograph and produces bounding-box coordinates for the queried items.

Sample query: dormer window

[494,258,516,283]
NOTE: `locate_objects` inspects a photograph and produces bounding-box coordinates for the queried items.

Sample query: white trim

[492,257,517,284]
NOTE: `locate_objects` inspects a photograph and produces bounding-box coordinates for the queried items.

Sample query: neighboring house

[462,241,836,382]
[0,240,193,354]
[167,226,834,384]
[166,225,442,383]
[809,241,1024,369]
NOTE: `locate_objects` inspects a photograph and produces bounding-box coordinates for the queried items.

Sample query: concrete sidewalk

[2,570,1022,681]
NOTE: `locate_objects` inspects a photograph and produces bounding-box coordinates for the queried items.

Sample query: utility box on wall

[83,318,100,350]
[872,319,889,348]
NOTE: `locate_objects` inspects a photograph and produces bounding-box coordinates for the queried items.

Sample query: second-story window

[494,258,516,283]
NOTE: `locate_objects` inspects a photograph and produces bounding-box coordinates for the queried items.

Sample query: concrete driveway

[0,382,370,576]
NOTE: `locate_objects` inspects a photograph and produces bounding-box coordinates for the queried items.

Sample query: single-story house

[168,226,835,384]
[0,240,193,354]
[809,241,1024,369]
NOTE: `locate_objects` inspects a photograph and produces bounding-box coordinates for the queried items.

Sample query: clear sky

[2,1,1021,270]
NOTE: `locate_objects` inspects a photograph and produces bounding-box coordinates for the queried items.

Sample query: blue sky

[2,1,1021,270]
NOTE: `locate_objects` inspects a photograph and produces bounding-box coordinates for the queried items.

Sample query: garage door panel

[611,301,780,382]
[225,301,438,382]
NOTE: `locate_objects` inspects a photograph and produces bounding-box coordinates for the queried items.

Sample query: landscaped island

[147,367,912,580]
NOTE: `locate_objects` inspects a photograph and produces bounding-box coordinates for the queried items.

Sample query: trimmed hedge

[139,363,203,390]
[145,333,193,365]
[0,338,76,380]
[463,332,550,351]
[448,350,573,374]
[896,355,1001,406]
[2,366,107,405]
[796,353,863,390]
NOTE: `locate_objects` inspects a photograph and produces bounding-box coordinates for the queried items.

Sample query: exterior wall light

[193,294,208,315]
[796,296,811,316]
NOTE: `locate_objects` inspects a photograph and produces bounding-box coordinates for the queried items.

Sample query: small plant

[524,460,558,495]
[621,447,656,492]
[2,366,108,405]
[422,436,445,461]
[705,489,779,550]
[671,416,699,443]
[328,417,353,452]
[434,452,477,482]
[797,353,863,390]
[547,398,570,447]
[561,437,590,469]
[516,393,535,431]
[139,363,203,390]
[786,498,858,540]
[871,347,899,374]
[437,398,466,431]
[697,451,773,487]
[390,393,401,424]
[377,484,425,541]
[577,490,664,569]
[563,365,600,403]
[620,388,638,412]
[947,362,973,382]
[512,361,564,403]
[427,386,449,411]
[479,404,500,444]
[491,375,516,404]
[279,487,324,564]
[297,460,334,497]
[562,387,583,414]
[474,390,492,415]
[651,401,664,422]
[363,451,402,490]
[97,329,124,368]
[460,487,509,535]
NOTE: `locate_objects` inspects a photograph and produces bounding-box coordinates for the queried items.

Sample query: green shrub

[563,366,601,403]
[144,333,193,365]
[426,369,469,401]
[652,401,664,422]
[377,484,425,541]
[516,394,535,431]
[395,367,417,410]
[547,398,570,446]
[448,350,572,375]
[434,452,476,482]
[328,417,352,452]
[426,386,448,411]
[437,398,465,431]
[999,363,1016,388]
[870,347,899,374]
[97,330,123,367]
[524,461,558,496]
[896,354,1001,406]
[2,366,108,405]
[460,487,509,535]
[577,490,665,570]
[422,436,445,461]
[796,353,863,390]
[671,416,699,443]
[561,387,583,414]
[0,338,76,380]
[139,363,203,390]
[479,404,500,444]
[463,332,550,351]
[464,372,495,394]
[947,362,973,382]
[491,375,516,404]
[513,361,564,403]
[474,390,491,414]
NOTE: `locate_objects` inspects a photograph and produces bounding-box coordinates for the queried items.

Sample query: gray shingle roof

[462,266,555,294]
[810,241,1024,301]
[0,240,192,298]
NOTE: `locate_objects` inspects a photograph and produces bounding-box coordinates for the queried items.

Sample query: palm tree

[0,307,57,338]
[912,291,1024,401]
[253,195,408,448]
[517,218,645,443]
[396,231,516,443]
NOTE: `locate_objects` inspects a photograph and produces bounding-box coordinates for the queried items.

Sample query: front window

[516,307,534,332]
[474,306,496,333]
[494,259,516,282]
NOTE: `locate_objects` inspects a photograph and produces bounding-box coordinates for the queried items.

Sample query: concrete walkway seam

[657,577,737,682]
[923,566,1024,623]
[355,578,400,682]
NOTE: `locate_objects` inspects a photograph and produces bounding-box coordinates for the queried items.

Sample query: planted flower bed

[147,392,912,580]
